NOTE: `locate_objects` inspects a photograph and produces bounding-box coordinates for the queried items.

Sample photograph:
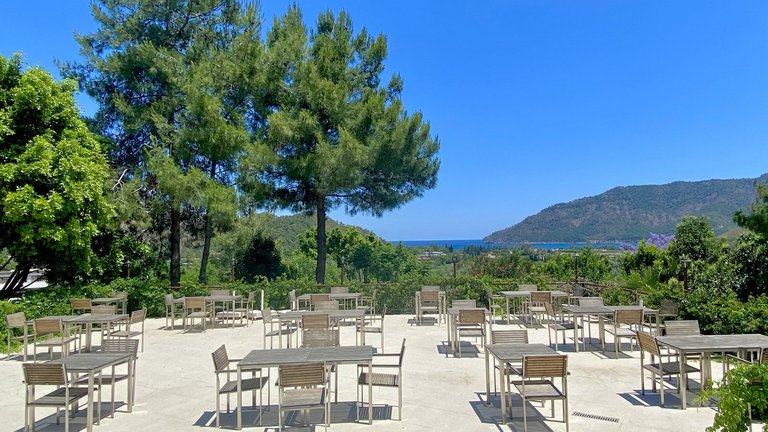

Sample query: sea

[389,239,632,251]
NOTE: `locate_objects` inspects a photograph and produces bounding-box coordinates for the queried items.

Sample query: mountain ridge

[483,175,767,243]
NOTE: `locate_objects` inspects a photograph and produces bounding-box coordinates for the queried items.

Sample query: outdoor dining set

[414,283,768,432]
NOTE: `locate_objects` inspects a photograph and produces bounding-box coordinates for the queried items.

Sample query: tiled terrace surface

[0,314,733,431]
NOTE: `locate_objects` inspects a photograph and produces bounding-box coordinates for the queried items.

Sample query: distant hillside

[484,175,767,243]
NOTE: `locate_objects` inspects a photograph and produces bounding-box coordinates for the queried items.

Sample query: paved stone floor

[0,313,746,431]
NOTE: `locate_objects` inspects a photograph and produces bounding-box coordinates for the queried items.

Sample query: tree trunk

[0,265,30,299]
[198,162,216,284]
[170,206,181,287]
[315,195,327,284]
[198,210,213,284]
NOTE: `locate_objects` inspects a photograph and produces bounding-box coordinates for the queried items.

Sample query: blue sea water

[390,239,632,251]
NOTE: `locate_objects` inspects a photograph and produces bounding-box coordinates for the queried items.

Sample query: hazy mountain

[484,175,767,243]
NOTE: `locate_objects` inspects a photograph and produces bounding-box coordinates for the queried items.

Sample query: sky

[2,1,768,241]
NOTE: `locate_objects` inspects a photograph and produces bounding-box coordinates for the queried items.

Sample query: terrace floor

[0,313,738,431]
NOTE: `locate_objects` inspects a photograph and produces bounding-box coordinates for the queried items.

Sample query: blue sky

[2,1,768,241]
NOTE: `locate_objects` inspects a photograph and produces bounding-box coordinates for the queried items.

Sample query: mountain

[484,175,767,243]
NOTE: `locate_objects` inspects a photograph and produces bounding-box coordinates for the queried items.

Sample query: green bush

[701,362,768,431]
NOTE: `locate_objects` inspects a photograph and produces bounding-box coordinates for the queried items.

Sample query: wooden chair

[451,299,477,308]
[360,305,386,352]
[301,328,341,402]
[491,330,528,394]
[70,298,91,314]
[6,311,32,361]
[486,287,506,322]
[457,309,486,358]
[577,297,604,342]
[605,309,644,358]
[330,286,349,293]
[513,354,569,432]
[525,291,552,326]
[288,289,299,311]
[262,309,294,349]
[234,291,258,325]
[164,293,183,329]
[302,313,331,330]
[73,339,139,420]
[211,344,268,428]
[32,318,79,361]
[23,363,89,432]
[357,338,406,421]
[544,302,582,351]
[418,288,440,323]
[635,331,700,407]
[183,297,211,331]
[278,363,329,431]
[111,291,129,314]
[314,300,340,311]
[310,294,330,310]
[357,289,377,316]
[110,309,146,352]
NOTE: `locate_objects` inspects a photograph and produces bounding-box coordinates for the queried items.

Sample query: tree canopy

[0,54,113,296]
[243,7,440,283]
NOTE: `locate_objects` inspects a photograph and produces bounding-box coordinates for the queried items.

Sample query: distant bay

[390,239,632,251]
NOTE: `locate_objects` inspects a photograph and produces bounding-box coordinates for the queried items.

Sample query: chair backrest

[301,328,340,348]
[664,320,700,336]
[211,344,229,372]
[303,314,330,330]
[130,309,146,324]
[659,299,678,315]
[543,301,558,318]
[92,305,116,315]
[579,297,604,307]
[421,289,439,302]
[34,318,63,336]
[492,329,528,344]
[261,308,274,322]
[210,289,230,296]
[314,300,340,311]
[185,296,206,310]
[530,291,552,303]
[278,363,326,388]
[310,294,330,308]
[522,354,567,378]
[330,286,349,294]
[421,285,440,291]
[111,291,128,299]
[459,309,485,325]
[245,291,256,303]
[395,338,407,366]
[452,299,476,308]
[6,311,26,329]
[23,363,67,386]
[101,338,139,355]
[164,294,175,306]
[636,331,662,357]
[70,298,92,312]
[614,308,644,325]
[518,284,538,292]
[572,284,585,297]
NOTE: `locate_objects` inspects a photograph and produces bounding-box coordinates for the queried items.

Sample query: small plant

[700,362,768,432]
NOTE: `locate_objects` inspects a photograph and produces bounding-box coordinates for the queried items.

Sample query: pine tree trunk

[315,195,327,284]
[198,211,213,284]
[170,206,181,287]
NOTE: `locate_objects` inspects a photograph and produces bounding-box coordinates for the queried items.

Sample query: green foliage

[235,233,284,282]
[0,54,114,295]
[702,362,768,432]
[668,216,723,263]
[469,252,534,279]
[242,6,440,282]
[730,233,768,301]
[734,181,768,239]
[485,177,762,242]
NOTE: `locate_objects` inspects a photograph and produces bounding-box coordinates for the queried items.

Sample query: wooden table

[48,352,134,432]
[66,314,130,351]
[297,293,362,309]
[484,343,559,422]
[204,295,242,328]
[278,309,366,346]
[236,345,374,429]
[499,290,569,324]
[656,334,768,409]
[561,305,658,352]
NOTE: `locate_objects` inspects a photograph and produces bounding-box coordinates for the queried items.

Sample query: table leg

[679,349,687,409]
[368,359,373,424]
[506,297,510,325]
[484,346,491,405]
[599,316,606,352]
[573,313,580,353]
[86,371,94,432]
[500,354,507,423]
[127,357,134,412]
[237,366,243,429]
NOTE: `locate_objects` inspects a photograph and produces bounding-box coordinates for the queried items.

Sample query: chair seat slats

[28,387,90,406]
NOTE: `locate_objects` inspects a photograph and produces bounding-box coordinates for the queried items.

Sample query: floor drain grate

[572,411,620,423]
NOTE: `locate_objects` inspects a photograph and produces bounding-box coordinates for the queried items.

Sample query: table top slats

[239,346,373,368]
[486,343,558,362]
[48,352,132,372]
[656,334,768,352]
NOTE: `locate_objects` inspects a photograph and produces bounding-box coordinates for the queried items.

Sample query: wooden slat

[302,314,330,330]
[302,329,339,348]
[278,363,326,388]
[664,320,700,336]
[522,355,567,378]
[459,309,485,325]
[636,331,661,356]
[211,344,229,371]
[101,339,139,355]
[492,330,528,344]
[615,308,644,325]
[23,363,67,385]
[6,311,26,328]
[34,318,63,336]
[184,296,205,310]
[92,305,116,315]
